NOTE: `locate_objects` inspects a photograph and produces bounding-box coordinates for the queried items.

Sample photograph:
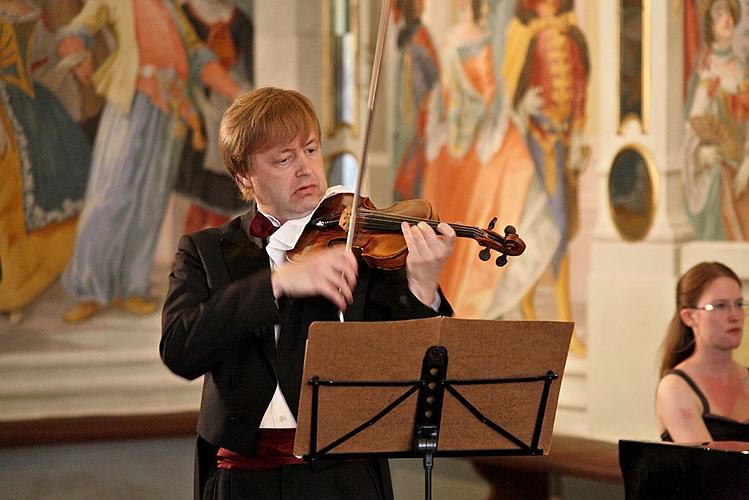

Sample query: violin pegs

[495,254,508,267]
[479,248,491,261]
[487,217,497,231]
[504,225,516,235]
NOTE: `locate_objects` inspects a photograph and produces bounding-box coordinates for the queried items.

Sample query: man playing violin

[160,86,456,500]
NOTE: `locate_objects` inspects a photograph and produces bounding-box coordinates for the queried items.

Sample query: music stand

[294,317,573,499]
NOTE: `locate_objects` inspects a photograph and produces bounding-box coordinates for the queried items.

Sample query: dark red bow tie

[249,212,279,239]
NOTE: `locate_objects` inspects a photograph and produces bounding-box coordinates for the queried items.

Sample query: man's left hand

[401,221,456,306]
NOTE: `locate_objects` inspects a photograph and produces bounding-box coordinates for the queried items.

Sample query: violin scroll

[475,220,526,268]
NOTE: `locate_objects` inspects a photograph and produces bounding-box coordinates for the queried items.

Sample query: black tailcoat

[160,203,452,498]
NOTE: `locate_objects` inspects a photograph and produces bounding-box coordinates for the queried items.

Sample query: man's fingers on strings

[401,221,423,259]
[436,221,456,240]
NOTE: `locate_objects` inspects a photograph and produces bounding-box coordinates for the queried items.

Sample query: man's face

[240,134,327,223]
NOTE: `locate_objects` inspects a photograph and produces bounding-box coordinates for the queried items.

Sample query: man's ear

[237,173,253,189]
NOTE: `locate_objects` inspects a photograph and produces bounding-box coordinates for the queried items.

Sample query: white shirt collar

[263,185,352,269]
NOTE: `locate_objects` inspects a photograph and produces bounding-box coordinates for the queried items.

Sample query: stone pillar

[586,0,690,441]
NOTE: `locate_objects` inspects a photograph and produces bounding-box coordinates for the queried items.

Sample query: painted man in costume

[58,0,244,323]
[503,0,589,354]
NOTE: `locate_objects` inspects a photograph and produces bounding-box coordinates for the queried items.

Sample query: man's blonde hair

[219,87,322,200]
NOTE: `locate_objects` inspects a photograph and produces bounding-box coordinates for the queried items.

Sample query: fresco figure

[58,0,243,324]
[391,0,440,200]
[421,0,537,319]
[173,0,252,233]
[422,0,503,224]
[42,0,111,146]
[503,0,589,354]
[0,1,91,322]
[683,0,749,240]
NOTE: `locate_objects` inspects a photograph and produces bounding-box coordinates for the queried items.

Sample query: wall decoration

[608,145,657,241]
[618,0,649,133]
[683,0,749,240]
[322,0,359,138]
[391,0,592,356]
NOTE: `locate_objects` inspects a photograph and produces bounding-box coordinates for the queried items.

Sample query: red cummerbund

[216,428,304,471]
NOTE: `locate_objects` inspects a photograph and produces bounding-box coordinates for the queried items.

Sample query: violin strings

[358,209,469,230]
[313,207,508,243]
[358,210,489,238]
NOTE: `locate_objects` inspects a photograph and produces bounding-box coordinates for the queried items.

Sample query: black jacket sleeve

[160,232,280,380]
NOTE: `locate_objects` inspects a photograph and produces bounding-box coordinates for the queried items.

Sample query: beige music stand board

[294,316,572,499]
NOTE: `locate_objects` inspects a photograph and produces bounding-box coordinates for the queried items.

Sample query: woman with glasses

[656,261,749,442]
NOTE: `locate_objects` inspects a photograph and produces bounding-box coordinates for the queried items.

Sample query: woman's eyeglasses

[689,299,749,313]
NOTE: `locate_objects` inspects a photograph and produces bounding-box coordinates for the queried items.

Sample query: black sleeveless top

[661,368,749,442]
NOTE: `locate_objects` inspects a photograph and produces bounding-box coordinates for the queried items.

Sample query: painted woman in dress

[683,0,749,240]
[173,0,253,232]
[391,0,440,200]
[421,0,536,319]
[0,0,91,321]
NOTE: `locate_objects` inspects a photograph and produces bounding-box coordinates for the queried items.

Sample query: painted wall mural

[392,0,590,356]
[0,0,94,319]
[0,0,253,324]
[683,0,749,240]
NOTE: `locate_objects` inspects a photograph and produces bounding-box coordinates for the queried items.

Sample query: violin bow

[339,0,391,321]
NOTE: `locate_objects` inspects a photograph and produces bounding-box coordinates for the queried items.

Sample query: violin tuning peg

[479,248,491,261]
[495,254,508,267]
[487,217,497,231]
[504,225,516,235]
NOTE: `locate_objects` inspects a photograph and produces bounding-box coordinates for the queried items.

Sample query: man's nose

[296,154,314,175]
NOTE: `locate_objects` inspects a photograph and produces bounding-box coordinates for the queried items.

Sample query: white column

[586,0,688,441]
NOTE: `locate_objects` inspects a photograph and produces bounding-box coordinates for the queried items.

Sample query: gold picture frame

[322,0,360,138]
[607,143,659,241]
[617,0,650,134]
[325,149,359,188]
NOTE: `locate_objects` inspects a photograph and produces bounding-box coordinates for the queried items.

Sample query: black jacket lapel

[219,209,277,364]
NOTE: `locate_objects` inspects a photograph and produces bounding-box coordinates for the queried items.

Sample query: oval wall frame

[608,144,658,241]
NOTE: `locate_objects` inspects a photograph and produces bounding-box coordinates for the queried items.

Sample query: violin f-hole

[339,207,351,231]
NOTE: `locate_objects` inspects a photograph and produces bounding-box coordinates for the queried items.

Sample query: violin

[289,193,525,270]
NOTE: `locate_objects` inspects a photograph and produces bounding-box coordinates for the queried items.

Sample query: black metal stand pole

[416,427,437,500]
[414,346,447,500]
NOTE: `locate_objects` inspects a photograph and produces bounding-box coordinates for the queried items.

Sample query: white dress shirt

[256,185,441,427]
[258,185,351,429]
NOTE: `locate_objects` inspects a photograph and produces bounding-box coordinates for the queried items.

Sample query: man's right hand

[271,247,358,311]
